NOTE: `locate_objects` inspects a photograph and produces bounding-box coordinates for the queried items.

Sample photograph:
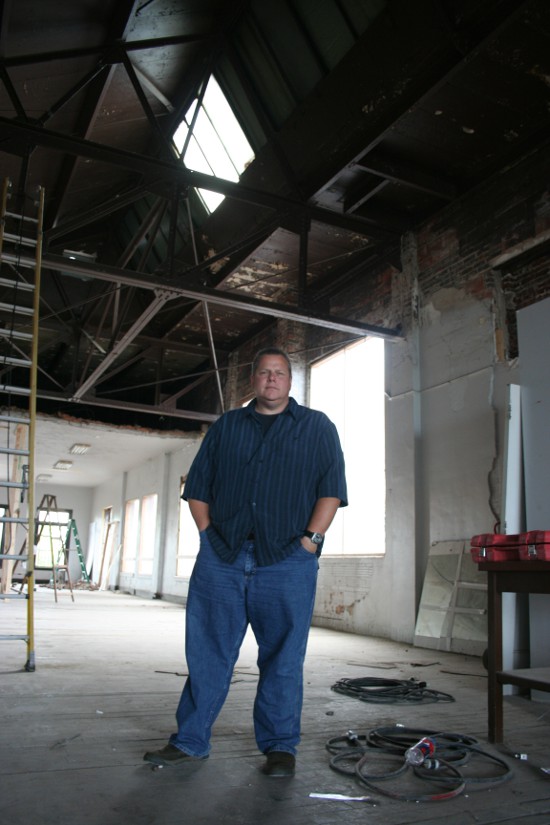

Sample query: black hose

[331,676,455,704]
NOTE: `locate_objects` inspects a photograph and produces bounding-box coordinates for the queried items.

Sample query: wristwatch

[303,530,324,545]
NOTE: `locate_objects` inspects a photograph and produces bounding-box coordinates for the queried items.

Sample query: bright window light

[138,493,158,576]
[173,75,254,213]
[121,498,139,573]
[310,337,386,556]
[35,508,71,568]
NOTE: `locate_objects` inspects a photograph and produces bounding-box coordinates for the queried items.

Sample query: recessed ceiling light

[36,473,53,482]
[54,460,73,470]
[69,443,91,455]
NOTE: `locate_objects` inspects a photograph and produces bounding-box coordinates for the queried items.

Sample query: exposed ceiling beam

[46,184,155,242]
[35,388,219,424]
[43,2,145,228]
[33,251,402,339]
[0,33,210,69]
[133,65,175,113]
[36,315,223,357]
[312,0,534,200]
[355,154,456,200]
[161,372,211,408]
[71,289,178,401]
[0,115,397,240]
[137,334,231,356]
[224,40,305,200]
[345,179,390,215]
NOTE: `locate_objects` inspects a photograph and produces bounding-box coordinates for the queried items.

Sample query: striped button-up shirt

[183,397,347,566]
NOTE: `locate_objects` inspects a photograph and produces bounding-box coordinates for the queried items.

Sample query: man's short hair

[251,347,292,377]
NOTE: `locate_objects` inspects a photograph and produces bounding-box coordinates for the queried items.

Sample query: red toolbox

[518,531,550,561]
[470,533,522,563]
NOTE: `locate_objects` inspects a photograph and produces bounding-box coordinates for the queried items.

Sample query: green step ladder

[65,519,91,583]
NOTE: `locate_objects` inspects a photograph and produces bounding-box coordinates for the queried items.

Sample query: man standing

[144,347,347,776]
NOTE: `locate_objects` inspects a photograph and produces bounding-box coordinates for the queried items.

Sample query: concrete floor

[1,586,550,825]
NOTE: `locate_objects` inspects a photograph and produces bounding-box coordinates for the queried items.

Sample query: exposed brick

[226,143,550,394]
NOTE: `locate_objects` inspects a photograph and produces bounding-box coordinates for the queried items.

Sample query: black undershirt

[252,409,281,436]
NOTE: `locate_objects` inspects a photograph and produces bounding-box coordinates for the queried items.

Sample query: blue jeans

[169,532,319,757]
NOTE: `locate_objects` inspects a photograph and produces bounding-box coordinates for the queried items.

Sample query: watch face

[304,530,324,544]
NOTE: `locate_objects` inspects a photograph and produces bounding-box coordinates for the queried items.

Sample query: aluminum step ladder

[0,177,44,672]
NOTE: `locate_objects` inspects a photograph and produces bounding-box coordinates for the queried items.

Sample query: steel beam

[0,116,397,240]
[35,388,218,424]
[0,34,210,69]
[71,288,179,401]
[36,251,402,339]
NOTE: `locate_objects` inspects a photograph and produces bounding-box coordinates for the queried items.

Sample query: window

[0,504,6,556]
[121,498,139,573]
[96,506,118,588]
[173,75,254,213]
[121,495,158,575]
[138,494,158,575]
[138,493,158,576]
[35,508,71,568]
[176,478,199,578]
[309,337,386,555]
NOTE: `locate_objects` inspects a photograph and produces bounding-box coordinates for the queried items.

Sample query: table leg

[487,570,503,742]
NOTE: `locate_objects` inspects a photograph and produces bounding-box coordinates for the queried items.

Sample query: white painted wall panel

[517,297,550,697]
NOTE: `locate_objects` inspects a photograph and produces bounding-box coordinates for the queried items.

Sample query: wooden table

[480,560,550,742]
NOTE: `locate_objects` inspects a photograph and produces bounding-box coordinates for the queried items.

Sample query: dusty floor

[1,586,550,825]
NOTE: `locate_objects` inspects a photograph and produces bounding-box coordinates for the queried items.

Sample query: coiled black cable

[326,725,513,803]
[356,750,466,802]
[366,725,475,764]
[330,676,455,704]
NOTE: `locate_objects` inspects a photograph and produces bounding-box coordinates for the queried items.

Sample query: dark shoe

[260,751,296,777]
[143,744,206,767]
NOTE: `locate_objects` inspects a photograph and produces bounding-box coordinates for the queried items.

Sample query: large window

[121,498,139,573]
[121,495,158,575]
[35,508,71,569]
[310,337,386,555]
[173,75,254,213]
[0,504,7,557]
[138,494,158,575]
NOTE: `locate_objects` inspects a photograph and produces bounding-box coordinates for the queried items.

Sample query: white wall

[517,297,550,691]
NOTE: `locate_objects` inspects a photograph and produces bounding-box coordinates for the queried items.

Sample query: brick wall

[329,144,550,360]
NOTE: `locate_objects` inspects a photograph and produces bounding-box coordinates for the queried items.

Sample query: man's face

[252,354,292,411]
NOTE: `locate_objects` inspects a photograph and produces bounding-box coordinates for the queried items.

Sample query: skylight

[173,76,254,213]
